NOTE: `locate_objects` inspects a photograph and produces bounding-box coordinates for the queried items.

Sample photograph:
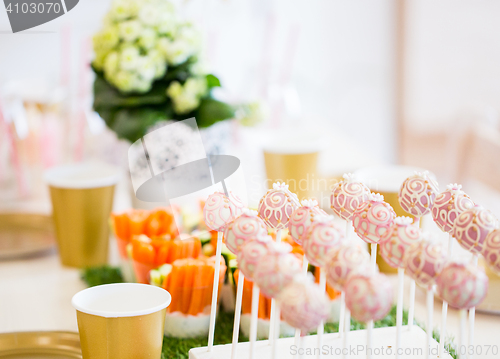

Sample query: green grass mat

[82,266,456,359]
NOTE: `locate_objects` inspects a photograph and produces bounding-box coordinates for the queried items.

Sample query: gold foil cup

[354,165,434,273]
[263,129,326,201]
[72,283,171,359]
[45,162,120,268]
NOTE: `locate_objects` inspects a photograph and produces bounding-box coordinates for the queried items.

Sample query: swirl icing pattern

[288,199,327,245]
[431,184,474,233]
[224,209,268,255]
[398,171,439,217]
[237,236,273,281]
[404,239,447,288]
[436,261,489,309]
[344,272,393,323]
[258,182,300,230]
[303,216,345,267]
[254,246,302,298]
[379,216,422,268]
[330,173,370,221]
[453,205,498,255]
[482,228,500,276]
[278,277,330,333]
[352,193,396,244]
[203,191,244,232]
[325,243,371,291]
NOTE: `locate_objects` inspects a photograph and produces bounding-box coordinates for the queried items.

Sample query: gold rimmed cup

[72,283,171,359]
[44,162,120,268]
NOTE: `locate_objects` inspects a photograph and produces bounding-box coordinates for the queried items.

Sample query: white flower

[113,70,137,92]
[93,25,119,52]
[156,12,177,36]
[138,5,161,27]
[138,27,157,50]
[119,20,142,42]
[167,78,207,114]
[119,46,140,70]
[104,51,119,76]
[148,49,167,78]
[158,37,194,66]
[136,56,156,81]
[134,77,153,93]
[184,77,207,97]
[110,0,139,21]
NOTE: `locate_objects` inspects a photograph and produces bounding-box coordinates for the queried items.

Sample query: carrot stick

[201,264,215,314]
[181,262,196,314]
[168,260,186,313]
[187,261,205,315]
[128,209,148,236]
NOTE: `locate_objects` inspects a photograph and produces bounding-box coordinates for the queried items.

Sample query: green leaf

[195,98,235,128]
[112,107,168,142]
[206,74,221,89]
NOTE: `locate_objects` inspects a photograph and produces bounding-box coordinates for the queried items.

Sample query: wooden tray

[0,331,81,358]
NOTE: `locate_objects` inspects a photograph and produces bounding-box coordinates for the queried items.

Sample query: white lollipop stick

[426,287,434,359]
[458,309,467,359]
[269,229,282,351]
[272,305,281,359]
[338,292,345,338]
[343,309,351,359]
[408,279,416,330]
[440,233,454,357]
[396,268,405,359]
[207,231,223,351]
[317,268,327,359]
[249,282,260,359]
[231,271,245,359]
[366,243,377,359]
[469,254,478,359]
[407,216,420,332]
[295,256,309,348]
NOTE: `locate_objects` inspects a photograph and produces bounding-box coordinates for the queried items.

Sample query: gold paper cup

[44,162,120,268]
[72,283,171,359]
[263,129,326,201]
[354,165,435,273]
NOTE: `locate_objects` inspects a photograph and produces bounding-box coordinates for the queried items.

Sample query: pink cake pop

[482,228,500,276]
[453,205,498,255]
[431,184,474,233]
[379,216,422,268]
[237,236,273,281]
[224,209,268,255]
[352,193,396,244]
[398,171,439,217]
[436,260,489,309]
[404,238,447,288]
[325,242,371,291]
[253,243,302,298]
[302,215,345,267]
[278,276,330,333]
[330,173,370,221]
[203,191,244,232]
[344,272,393,323]
[288,199,327,245]
[258,182,300,230]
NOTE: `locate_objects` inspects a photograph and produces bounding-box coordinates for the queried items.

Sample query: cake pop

[379,216,422,268]
[302,215,345,267]
[237,236,273,281]
[330,173,370,221]
[258,182,300,230]
[288,199,327,245]
[436,260,489,309]
[278,275,330,333]
[344,272,393,322]
[398,171,439,217]
[203,191,244,232]
[352,193,396,244]
[482,228,500,276]
[224,209,268,255]
[325,242,371,291]
[253,243,302,298]
[404,238,447,288]
[453,205,498,255]
[431,184,474,233]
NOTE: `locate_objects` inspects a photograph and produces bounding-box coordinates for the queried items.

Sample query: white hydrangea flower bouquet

[92,0,235,143]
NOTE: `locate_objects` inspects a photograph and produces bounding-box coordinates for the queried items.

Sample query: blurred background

[1,0,500,212]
